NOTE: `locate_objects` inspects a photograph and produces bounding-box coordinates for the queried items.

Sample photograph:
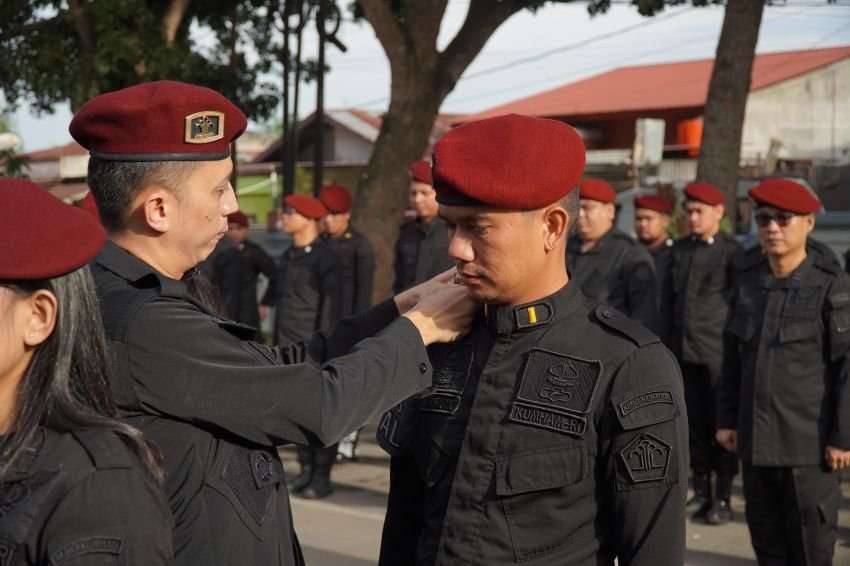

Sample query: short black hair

[86,158,202,232]
[561,187,580,236]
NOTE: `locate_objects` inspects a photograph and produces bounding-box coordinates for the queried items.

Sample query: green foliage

[587,0,722,17]
[0,0,282,119]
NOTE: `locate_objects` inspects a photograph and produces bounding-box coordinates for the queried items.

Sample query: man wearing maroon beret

[378,114,687,565]
[274,194,343,499]
[70,80,477,566]
[661,181,742,525]
[567,178,658,330]
[717,179,850,565]
[393,160,454,293]
[319,184,376,464]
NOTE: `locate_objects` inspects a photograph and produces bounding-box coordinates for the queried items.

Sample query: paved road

[282,423,850,566]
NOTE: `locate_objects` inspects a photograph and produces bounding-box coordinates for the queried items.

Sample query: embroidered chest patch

[508,349,602,437]
[420,343,474,415]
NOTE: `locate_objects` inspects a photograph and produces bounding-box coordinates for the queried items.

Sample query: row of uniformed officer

[378,114,688,565]
[68,79,477,566]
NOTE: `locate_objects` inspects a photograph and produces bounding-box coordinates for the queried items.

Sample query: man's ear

[139,188,173,234]
[543,206,569,253]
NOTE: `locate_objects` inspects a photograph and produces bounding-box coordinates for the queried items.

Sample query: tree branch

[357,0,407,75]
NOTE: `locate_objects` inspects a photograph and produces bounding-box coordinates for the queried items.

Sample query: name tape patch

[508,402,587,438]
[618,390,674,417]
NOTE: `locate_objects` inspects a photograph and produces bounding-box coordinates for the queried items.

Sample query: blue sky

[7,1,850,152]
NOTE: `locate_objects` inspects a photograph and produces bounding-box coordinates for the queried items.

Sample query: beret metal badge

[185,111,225,144]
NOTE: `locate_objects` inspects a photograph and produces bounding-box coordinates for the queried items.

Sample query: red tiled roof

[459,46,850,123]
[21,141,87,161]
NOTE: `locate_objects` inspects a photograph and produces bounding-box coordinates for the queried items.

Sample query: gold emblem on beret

[184,111,225,144]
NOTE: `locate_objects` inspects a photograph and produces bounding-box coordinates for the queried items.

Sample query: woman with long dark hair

[0,179,172,564]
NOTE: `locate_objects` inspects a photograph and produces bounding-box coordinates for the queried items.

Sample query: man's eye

[471,226,487,235]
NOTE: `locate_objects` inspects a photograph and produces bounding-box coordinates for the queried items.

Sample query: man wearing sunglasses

[717,178,850,566]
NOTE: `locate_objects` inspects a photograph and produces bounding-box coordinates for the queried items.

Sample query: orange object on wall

[677,118,703,157]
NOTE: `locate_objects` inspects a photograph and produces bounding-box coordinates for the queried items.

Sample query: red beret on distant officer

[409,161,432,185]
[70,80,247,162]
[227,211,249,227]
[284,194,327,220]
[748,178,823,214]
[0,179,106,280]
[634,194,672,214]
[579,178,616,204]
[81,191,100,221]
[319,184,353,214]
[684,182,724,206]
[432,114,585,208]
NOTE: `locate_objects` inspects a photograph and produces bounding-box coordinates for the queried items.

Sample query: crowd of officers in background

[202,157,850,564]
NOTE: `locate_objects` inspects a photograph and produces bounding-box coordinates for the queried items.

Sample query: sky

[7,1,850,153]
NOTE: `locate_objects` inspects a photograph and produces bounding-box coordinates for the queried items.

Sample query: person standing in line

[70,80,477,566]
[717,178,850,565]
[393,160,454,293]
[379,114,687,566]
[319,184,376,463]
[634,194,674,339]
[219,210,277,339]
[567,178,657,329]
[663,182,742,525]
[0,179,172,565]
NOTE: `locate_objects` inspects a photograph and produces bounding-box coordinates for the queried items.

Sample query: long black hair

[0,265,163,483]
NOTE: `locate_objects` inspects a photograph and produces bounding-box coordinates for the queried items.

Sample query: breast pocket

[205,442,282,540]
[726,315,756,343]
[494,444,591,562]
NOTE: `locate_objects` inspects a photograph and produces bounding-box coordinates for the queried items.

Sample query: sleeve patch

[829,291,850,308]
[832,310,850,334]
[619,390,674,417]
[618,433,671,484]
[50,537,122,565]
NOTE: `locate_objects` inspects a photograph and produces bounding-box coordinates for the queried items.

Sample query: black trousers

[742,462,840,566]
[681,362,738,478]
[297,444,338,478]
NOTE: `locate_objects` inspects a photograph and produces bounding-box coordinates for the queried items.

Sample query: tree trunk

[696,0,765,221]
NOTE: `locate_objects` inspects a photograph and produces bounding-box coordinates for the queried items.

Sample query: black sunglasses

[754,211,797,228]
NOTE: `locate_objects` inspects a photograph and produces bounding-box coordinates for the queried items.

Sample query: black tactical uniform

[717,253,850,566]
[322,227,375,316]
[662,231,741,521]
[91,241,434,566]
[393,217,454,294]
[0,428,172,565]
[648,239,673,341]
[378,283,687,565]
[220,239,277,332]
[274,238,342,346]
[567,228,657,329]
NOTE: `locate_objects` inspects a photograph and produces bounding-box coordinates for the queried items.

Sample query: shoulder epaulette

[593,305,660,347]
[812,256,842,277]
[72,430,133,470]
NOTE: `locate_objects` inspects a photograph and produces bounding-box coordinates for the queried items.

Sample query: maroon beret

[432,114,585,208]
[81,190,100,221]
[70,80,247,162]
[579,178,616,204]
[284,194,327,220]
[409,161,432,185]
[0,179,106,280]
[749,178,822,214]
[227,211,249,227]
[684,182,724,206]
[319,184,353,214]
[634,194,672,214]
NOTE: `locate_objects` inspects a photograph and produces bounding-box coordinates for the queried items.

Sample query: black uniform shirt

[1,428,172,565]
[91,241,433,566]
[663,232,742,372]
[274,238,342,345]
[322,227,375,316]
[221,239,278,330]
[717,253,850,466]
[378,282,687,566]
[393,217,454,294]
[567,228,657,329]
[648,239,673,341]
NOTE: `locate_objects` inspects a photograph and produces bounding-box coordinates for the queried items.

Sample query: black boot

[705,474,734,525]
[290,446,314,493]
[686,473,712,519]
[301,445,335,500]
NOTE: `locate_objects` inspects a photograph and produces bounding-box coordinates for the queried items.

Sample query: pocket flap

[495,444,585,497]
[610,386,678,431]
[779,321,817,344]
[726,315,755,342]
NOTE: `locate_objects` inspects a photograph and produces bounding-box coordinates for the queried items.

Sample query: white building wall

[331,126,374,163]
[741,57,850,163]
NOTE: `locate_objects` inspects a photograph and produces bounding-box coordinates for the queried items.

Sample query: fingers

[825,446,850,470]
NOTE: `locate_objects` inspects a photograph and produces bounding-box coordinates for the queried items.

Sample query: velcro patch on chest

[429,343,474,395]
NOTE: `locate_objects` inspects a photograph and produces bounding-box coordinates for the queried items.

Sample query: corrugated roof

[21,141,87,161]
[459,46,850,123]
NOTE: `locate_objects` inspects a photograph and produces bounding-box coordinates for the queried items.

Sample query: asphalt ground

[281,421,850,566]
